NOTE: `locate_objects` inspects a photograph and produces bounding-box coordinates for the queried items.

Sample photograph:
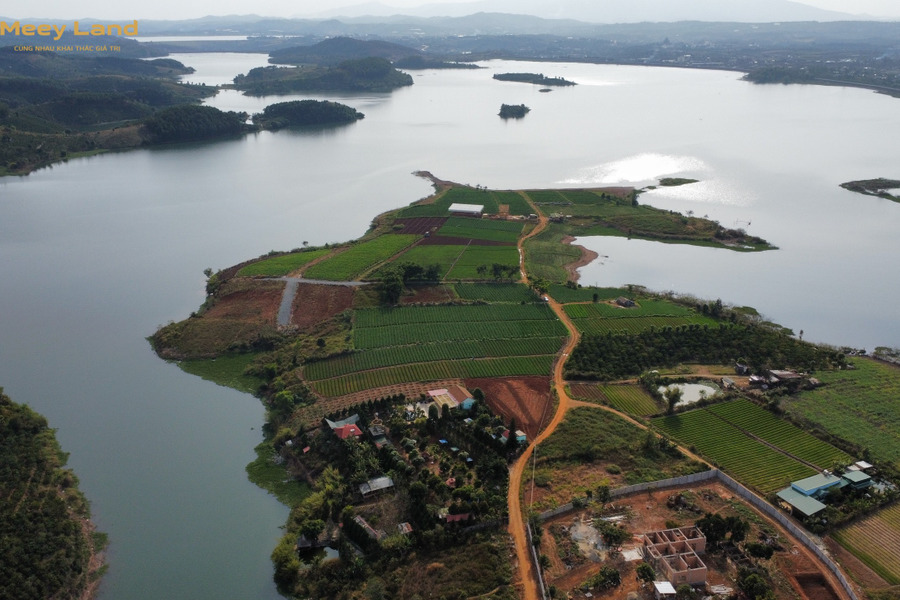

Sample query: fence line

[526,522,549,600]
[535,469,860,600]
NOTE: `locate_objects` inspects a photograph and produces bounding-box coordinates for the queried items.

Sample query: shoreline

[561,235,599,282]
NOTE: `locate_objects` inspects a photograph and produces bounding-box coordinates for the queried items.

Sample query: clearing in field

[387,243,519,281]
[527,406,707,512]
[546,284,628,304]
[832,501,900,585]
[289,283,355,331]
[465,376,552,440]
[564,298,719,336]
[784,358,900,467]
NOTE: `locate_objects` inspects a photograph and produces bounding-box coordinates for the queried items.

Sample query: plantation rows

[237,248,331,277]
[354,318,567,349]
[565,299,695,319]
[574,315,716,336]
[304,234,419,281]
[397,187,531,217]
[355,303,558,328]
[787,358,900,466]
[312,355,554,397]
[833,503,900,584]
[454,283,537,303]
[598,385,660,416]
[568,383,659,416]
[437,216,523,243]
[304,336,563,380]
[652,409,815,493]
[547,285,628,304]
[708,399,851,469]
[445,246,519,280]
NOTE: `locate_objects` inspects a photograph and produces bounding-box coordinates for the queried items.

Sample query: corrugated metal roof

[777,487,827,517]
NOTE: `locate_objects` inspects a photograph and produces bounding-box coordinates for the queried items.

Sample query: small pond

[658,382,720,407]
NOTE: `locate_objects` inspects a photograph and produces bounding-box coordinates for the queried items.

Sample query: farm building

[642,527,708,587]
[325,414,360,429]
[500,429,527,445]
[333,423,363,440]
[776,487,827,518]
[791,472,843,498]
[842,470,873,490]
[615,296,636,308]
[428,388,459,412]
[446,385,476,409]
[397,522,413,535]
[359,476,395,498]
[448,203,484,216]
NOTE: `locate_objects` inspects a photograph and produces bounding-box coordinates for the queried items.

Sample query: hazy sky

[8,0,900,21]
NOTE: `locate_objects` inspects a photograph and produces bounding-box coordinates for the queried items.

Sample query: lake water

[0,53,898,599]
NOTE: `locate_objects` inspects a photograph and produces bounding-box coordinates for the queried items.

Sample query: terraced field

[652,407,816,493]
[707,398,851,469]
[833,502,900,584]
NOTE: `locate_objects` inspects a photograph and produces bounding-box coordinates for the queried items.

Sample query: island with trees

[499,103,530,119]
[839,178,900,203]
[0,388,106,599]
[493,73,576,86]
[232,57,413,96]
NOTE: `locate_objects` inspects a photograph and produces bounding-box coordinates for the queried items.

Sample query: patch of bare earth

[539,483,844,600]
[400,284,458,305]
[561,235,599,283]
[289,283,354,331]
[824,536,890,591]
[203,280,284,322]
[465,377,553,440]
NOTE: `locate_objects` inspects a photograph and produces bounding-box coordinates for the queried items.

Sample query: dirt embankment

[561,235,599,282]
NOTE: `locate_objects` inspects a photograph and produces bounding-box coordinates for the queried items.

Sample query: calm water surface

[0,54,898,599]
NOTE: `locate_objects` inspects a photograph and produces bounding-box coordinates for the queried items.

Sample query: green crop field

[354,319,566,348]
[652,409,816,492]
[833,502,900,585]
[356,303,557,328]
[522,225,581,283]
[304,234,419,281]
[574,315,719,336]
[436,217,523,243]
[388,244,464,278]
[445,245,519,279]
[707,399,851,469]
[236,248,331,277]
[569,382,659,416]
[547,285,628,304]
[565,299,695,319]
[455,283,537,303]
[304,336,563,380]
[784,358,900,467]
[601,384,660,416]
[311,355,555,396]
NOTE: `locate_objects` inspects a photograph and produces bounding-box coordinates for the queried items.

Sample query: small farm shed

[842,470,872,490]
[448,203,484,216]
[654,581,677,600]
[776,487,827,517]
[359,476,394,498]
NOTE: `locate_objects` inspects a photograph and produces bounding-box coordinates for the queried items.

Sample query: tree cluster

[253,99,364,129]
[143,105,247,143]
[566,323,846,380]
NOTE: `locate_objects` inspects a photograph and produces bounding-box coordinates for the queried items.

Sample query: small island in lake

[499,104,530,119]
[253,100,364,129]
[232,57,413,96]
[659,177,699,187]
[493,72,576,86]
[840,178,900,203]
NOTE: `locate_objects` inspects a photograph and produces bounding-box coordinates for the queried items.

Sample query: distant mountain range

[307,0,856,23]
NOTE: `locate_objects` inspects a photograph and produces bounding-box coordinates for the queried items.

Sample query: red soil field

[203,283,283,323]
[465,376,553,440]
[391,217,448,235]
[289,283,355,331]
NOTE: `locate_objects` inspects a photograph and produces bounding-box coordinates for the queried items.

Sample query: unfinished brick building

[642,526,708,587]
